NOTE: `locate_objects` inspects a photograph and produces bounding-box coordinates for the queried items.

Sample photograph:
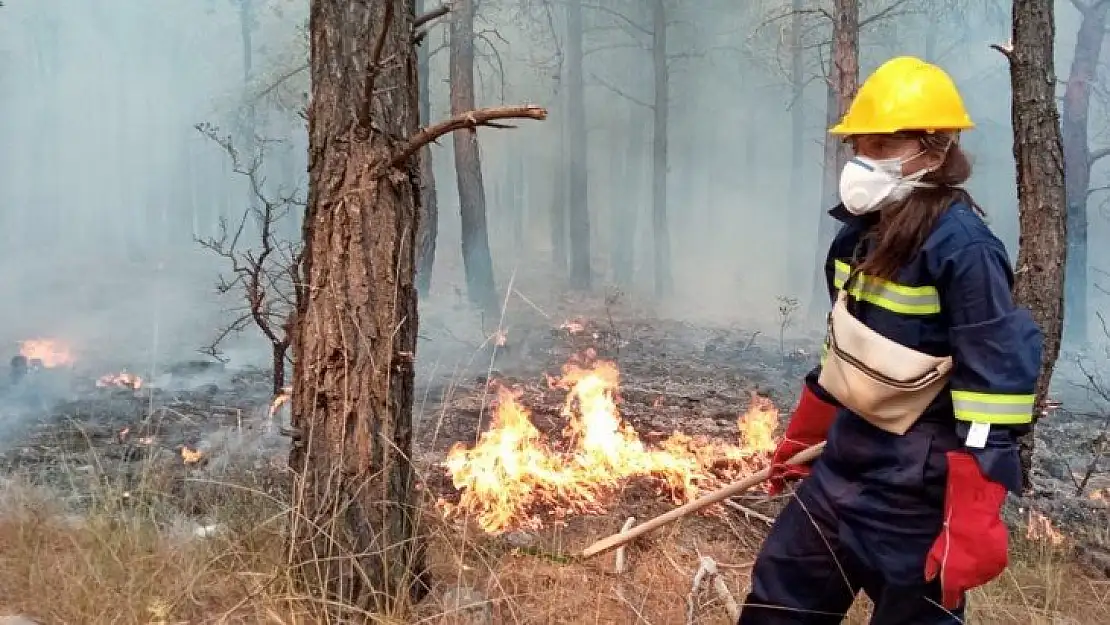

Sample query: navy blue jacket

[807,201,1043,494]
[796,200,1043,586]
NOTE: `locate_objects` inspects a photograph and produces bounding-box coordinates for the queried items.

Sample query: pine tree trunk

[788,0,806,291]
[1006,0,1068,491]
[415,0,439,295]
[550,109,568,271]
[449,0,498,311]
[1060,0,1108,346]
[809,0,858,318]
[510,153,525,251]
[612,103,640,286]
[289,0,427,613]
[566,0,592,289]
[650,0,672,297]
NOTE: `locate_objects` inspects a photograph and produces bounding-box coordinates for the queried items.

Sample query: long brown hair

[856,132,982,280]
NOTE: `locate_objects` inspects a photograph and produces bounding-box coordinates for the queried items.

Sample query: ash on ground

[0,358,289,520]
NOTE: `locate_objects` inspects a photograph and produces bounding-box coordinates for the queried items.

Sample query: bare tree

[1061,0,1110,345]
[551,114,569,270]
[195,123,303,397]
[992,0,1068,490]
[808,0,858,318]
[788,0,806,260]
[415,0,444,295]
[291,0,544,612]
[576,0,679,296]
[567,0,592,289]
[451,0,499,311]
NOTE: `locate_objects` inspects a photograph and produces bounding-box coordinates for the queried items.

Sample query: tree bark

[550,107,568,271]
[566,0,592,289]
[271,340,287,396]
[650,0,672,297]
[808,0,858,318]
[1060,0,1108,346]
[290,0,427,613]
[450,0,498,311]
[788,0,806,291]
[612,103,640,286]
[1002,0,1068,491]
[509,152,525,251]
[415,0,439,295]
[239,0,258,159]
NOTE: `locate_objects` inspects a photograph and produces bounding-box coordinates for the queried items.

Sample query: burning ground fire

[19,338,75,368]
[439,357,778,534]
[97,371,143,390]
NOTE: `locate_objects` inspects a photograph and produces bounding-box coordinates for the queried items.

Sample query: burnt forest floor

[0,290,1105,624]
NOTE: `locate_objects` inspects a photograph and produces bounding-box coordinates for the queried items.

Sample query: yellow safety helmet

[829,56,974,136]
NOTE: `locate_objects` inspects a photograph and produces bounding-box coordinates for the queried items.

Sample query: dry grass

[0,464,1105,625]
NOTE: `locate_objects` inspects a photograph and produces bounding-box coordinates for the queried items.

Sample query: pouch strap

[837,238,870,318]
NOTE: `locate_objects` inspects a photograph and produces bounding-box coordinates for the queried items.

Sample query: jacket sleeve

[938,241,1043,493]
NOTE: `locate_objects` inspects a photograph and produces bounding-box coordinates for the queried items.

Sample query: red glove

[767,384,838,495]
[925,451,1009,610]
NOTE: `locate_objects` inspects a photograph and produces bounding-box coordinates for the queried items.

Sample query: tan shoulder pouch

[817,268,953,435]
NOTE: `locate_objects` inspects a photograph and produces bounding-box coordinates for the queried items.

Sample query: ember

[181,446,204,465]
[18,338,75,368]
[97,371,143,390]
[440,357,778,534]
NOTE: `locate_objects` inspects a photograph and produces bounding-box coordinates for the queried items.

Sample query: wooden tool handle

[578,442,826,559]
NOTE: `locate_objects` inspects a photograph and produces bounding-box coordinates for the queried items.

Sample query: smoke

[0,0,307,375]
[0,0,1106,396]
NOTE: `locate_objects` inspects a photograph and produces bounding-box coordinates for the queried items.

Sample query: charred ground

[0,291,1105,623]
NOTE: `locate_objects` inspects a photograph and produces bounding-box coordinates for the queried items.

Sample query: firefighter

[737,56,1043,624]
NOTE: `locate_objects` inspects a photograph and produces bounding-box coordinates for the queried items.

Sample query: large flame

[441,358,778,534]
[19,339,75,368]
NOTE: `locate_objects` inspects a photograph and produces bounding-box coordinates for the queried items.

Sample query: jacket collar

[828,203,878,229]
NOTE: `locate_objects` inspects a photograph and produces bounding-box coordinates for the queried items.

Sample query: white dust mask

[838,151,934,216]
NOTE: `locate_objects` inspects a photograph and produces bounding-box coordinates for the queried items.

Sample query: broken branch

[589,72,653,109]
[414,3,451,29]
[386,105,547,170]
[685,557,738,625]
[859,0,915,28]
[614,517,636,574]
[724,499,774,525]
[990,40,1014,61]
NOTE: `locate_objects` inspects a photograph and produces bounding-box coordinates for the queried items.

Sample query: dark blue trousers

[737,485,964,624]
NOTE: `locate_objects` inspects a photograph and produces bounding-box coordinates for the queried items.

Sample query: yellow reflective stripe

[832,260,941,316]
[951,390,1035,425]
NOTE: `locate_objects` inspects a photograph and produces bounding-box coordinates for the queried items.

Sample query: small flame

[181,446,203,465]
[269,386,292,418]
[739,398,778,450]
[19,339,75,368]
[97,371,143,390]
[1025,509,1066,546]
[440,358,778,534]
